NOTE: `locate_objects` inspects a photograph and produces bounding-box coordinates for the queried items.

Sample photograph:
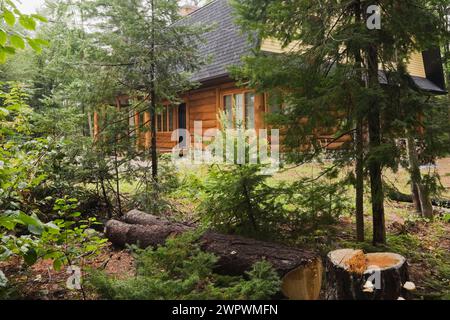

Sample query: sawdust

[346,250,367,274]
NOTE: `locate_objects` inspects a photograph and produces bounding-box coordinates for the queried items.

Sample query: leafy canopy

[0,0,48,62]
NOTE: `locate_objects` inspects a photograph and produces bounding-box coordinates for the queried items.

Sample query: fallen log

[326,249,410,300]
[385,185,450,209]
[106,210,323,300]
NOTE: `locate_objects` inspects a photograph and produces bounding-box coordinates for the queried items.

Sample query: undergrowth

[88,232,281,300]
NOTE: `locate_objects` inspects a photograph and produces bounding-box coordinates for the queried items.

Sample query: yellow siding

[261,38,303,54]
[406,52,426,77]
[262,38,427,80]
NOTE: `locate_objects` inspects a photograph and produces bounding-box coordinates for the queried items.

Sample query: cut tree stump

[326,249,410,300]
[105,210,323,300]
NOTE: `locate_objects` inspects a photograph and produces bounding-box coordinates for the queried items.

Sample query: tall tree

[233,0,448,244]
[353,0,365,242]
[85,0,208,180]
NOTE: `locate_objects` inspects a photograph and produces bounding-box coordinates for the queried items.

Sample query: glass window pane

[224,95,233,128]
[163,107,168,132]
[169,106,174,131]
[234,93,244,127]
[157,112,162,132]
[245,93,255,129]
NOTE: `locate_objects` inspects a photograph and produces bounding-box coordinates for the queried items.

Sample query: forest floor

[1,159,449,300]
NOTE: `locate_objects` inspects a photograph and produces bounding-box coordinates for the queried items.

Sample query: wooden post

[254,93,264,133]
[93,111,99,142]
[144,111,151,150]
[215,88,221,130]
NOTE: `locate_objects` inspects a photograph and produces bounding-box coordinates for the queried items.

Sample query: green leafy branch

[0,0,48,62]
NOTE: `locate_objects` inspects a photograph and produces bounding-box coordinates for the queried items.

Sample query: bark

[366,44,386,245]
[411,182,422,214]
[385,184,450,209]
[113,147,123,217]
[354,0,365,243]
[150,0,158,181]
[106,210,323,300]
[87,112,93,138]
[100,175,113,219]
[355,115,365,242]
[326,249,410,300]
[406,133,434,218]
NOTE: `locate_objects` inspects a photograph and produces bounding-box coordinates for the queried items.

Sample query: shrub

[132,155,181,216]
[199,163,350,240]
[0,270,17,300]
[1,197,107,270]
[88,232,281,300]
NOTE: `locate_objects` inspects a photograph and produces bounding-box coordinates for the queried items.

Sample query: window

[224,95,233,127]
[235,93,244,125]
[169,107,174,131]
[163,108,168,132]
[245,93,255,129]
[157,106,176,132]
[223,92,255,129]
[157,113,163,132]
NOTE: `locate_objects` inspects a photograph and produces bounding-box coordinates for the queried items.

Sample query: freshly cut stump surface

[326,249,409,300]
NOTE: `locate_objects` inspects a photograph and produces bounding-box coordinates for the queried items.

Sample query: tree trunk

[326,249,409,300]
[113,147,123,217]
[106,210,323,300]
[100,175,113,219]
[355,120,365,242]
[384,184,450,209]
[149,90,158,181]
[88,112,93,138]
[406,133,434,218]
[354,0,365,243]
[150,0,158,181]
[411,182,422,214]
[366,44,386,245]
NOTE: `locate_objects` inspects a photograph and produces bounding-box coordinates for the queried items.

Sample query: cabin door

[178,103,187,148]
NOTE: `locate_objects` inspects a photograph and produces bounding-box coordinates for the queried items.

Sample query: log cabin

[94,0,447,153]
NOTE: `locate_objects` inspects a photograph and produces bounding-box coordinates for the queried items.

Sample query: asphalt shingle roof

[410,76,447,94]
[181,0,255,82]
[182,0,446,94]
[379,71,447,94]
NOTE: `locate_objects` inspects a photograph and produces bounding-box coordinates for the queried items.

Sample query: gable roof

[180,0,255,82]
[182,0,446,94]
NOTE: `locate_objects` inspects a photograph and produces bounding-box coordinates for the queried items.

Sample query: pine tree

[232,0,448,244]
[85,0,208,179]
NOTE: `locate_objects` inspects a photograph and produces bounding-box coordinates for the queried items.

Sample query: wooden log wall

[92,81,356,153]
